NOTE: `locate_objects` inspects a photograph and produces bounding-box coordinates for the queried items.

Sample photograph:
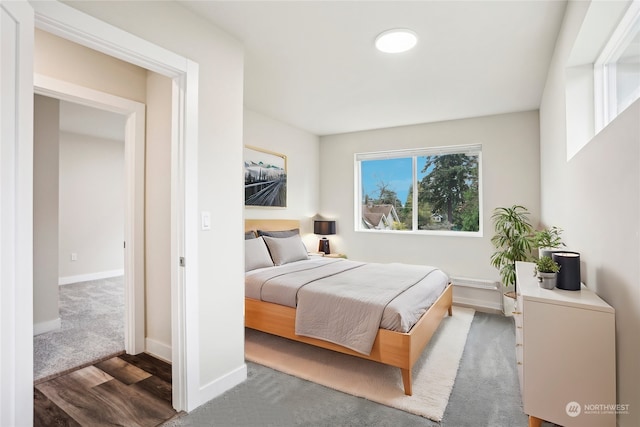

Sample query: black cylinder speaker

[552,252,581,291]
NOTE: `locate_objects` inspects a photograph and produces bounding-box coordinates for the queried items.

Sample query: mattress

[245,257,449,334]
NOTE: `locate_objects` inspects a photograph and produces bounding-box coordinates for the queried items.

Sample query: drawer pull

[517,326,522,329]
[517,362,523,365]
[512,311,522,315]
[516,343,522,347]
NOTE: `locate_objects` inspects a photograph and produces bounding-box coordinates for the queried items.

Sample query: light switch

[201,211,211,230]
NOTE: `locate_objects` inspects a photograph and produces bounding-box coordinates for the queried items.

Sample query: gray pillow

[245,230,257,240]
[257,228,299,238]
[245,237,274,272]
[263,235,309,266]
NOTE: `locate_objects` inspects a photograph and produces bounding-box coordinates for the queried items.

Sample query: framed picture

[244,145,287,208]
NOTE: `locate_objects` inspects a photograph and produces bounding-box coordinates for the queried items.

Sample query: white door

[0,1,34,425]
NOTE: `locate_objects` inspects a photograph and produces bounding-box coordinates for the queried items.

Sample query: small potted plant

[534,256,561,289]
[534,226,565,258]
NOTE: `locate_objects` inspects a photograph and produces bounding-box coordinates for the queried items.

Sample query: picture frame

[244,145,287,208]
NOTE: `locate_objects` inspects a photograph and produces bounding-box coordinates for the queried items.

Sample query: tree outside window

[357,145,481,234]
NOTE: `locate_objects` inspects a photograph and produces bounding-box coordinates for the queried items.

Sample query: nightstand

[324,253,347,259]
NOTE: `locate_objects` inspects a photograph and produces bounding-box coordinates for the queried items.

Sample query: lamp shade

[314,220,336,236]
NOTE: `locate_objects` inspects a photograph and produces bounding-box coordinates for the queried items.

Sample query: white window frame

[354,144,483,237]
[594,0,640,133]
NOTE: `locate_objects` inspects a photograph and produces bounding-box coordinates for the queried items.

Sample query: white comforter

[245,258,448,355]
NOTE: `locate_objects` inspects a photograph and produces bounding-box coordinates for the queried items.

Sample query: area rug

[245,306,475,422]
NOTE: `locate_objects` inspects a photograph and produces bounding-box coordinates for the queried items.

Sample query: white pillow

[245,237,274,272]
[263,235,309,266]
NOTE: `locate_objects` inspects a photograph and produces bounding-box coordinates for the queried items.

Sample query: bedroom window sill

[355,229,483,238]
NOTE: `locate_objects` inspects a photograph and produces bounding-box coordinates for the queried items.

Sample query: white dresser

[514,261,616,427]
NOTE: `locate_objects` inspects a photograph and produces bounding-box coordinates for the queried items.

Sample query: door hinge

[179,257,186,267]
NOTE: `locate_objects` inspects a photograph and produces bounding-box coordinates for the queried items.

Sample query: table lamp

[314,220,336,254]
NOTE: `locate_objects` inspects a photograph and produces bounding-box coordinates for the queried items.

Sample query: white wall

[65,0,246,402]
[33,95,60,334]
[319,111,541,284]
[539,1,640,426]
[58,131,124,280]
[244,108,320,248]
[144,71,172,360]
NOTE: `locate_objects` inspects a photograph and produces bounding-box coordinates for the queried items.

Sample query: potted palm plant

[490,205,535,315]
[534,256,561,289]
[534,226,565,258]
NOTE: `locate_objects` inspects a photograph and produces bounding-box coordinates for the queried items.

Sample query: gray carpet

[163,312,529,427]
[33,277,125,382]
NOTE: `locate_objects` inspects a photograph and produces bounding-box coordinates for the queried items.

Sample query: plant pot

[537,272,557,290]
[503,291,516,316]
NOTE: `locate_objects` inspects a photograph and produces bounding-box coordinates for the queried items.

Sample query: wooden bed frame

[244,219,453,395]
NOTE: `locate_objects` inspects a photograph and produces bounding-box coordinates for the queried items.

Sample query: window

[594,0,640,132]
[355,144,482,235]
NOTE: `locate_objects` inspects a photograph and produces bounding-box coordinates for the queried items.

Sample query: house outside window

[355,144,482,236]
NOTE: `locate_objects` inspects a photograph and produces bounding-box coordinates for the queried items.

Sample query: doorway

[32,7,201,409]
[35,74,147,357]
[1,3,200,420]
[33,96,130,381]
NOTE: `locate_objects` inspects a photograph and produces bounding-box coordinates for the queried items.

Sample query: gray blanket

[246,259,439,355]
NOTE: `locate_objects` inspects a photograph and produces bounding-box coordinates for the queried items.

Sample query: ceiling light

[375,29,418,53]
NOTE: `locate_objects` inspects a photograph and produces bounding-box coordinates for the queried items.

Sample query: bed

[244,219,453,395]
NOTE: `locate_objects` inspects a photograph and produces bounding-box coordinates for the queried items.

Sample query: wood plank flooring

[34,353,179,427]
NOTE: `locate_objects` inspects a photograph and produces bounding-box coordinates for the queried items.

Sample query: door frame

[34,74,147,355]
[32,2,200,412]
[1,2,35,425]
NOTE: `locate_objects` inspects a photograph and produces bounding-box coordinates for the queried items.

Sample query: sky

[361,158,430,205]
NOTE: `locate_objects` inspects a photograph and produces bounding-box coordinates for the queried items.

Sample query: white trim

[355,144,483,236]
[170,59,201,412]
[198,364,248,407]
[33,318,61,336]
[34,74,146,356]
[58,269,124,286]
[32,1,199,413]
[145,338,172,363]
[32,1,186,77]
[594,0,640,132]
[450,276,499,290]
[0,2,35,425]
[355,143,482,161]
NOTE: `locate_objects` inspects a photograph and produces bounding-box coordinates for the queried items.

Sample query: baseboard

[198,363,247,407]
[59,269,124,285]
[145,338,172,363]
[34,317,61,336]
[454,300,503,315]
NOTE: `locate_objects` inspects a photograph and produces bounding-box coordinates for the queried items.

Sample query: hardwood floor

[34,353,180,427]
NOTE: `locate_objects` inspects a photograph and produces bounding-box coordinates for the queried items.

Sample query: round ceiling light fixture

[375,28,418,53]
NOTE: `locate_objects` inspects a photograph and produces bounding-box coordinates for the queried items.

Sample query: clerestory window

[594,0,640,132]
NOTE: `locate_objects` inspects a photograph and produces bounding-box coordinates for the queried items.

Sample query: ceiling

[180,0,567,136]
[59,100,126,141]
